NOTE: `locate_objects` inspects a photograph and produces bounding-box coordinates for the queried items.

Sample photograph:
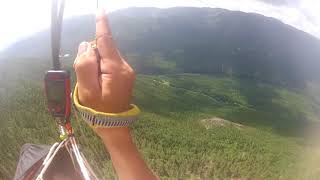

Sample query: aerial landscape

[1,6,320,179]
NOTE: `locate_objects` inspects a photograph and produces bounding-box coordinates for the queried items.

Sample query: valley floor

[1,62,320,179]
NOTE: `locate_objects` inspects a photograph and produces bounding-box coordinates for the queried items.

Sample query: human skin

[73,9,157,180]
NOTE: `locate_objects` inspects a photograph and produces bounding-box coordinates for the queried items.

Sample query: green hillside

[1,7,320,180]
[3,7,320,88]
[1,58,320,179]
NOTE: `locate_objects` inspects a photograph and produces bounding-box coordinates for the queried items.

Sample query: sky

[0,0,319,50]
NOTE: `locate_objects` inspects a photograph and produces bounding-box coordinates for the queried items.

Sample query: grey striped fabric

[78,111,137,127]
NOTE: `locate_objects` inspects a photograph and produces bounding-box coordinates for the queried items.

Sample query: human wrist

[73,84,140,128]
[95,127,134,150]
[77,84,130,113]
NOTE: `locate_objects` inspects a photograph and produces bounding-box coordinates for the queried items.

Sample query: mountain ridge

[1,7,320,88]
[2,7,319,56]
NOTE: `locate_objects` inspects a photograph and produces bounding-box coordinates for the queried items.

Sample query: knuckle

[122,60,135,76]
[74,58,84,71]
[127,66,135,76]
[129,69,136,79]
[74,56,97,71]
[121,66,135,80]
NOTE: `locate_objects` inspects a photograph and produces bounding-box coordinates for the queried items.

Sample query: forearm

[96,128,157,180]
[74,9,156,179]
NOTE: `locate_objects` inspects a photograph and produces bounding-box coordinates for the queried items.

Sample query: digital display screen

[47,81,66,105]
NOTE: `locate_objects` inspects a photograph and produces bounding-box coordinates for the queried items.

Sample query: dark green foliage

[2,7,320,88]
[1,58,320,179]
[1,7,320,180]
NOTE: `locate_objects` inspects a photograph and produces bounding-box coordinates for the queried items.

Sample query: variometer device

[44,70,71,120]
[44,0,72,136]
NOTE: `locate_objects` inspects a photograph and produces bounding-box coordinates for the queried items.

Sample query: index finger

[96,9,121,60]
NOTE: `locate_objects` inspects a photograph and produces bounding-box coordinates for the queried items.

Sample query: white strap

[69,136,91,180]
[36,140,66,180]
[35,137,98,180]
[42,142,59,165]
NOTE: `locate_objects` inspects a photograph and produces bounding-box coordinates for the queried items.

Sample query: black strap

[51,0,65,70]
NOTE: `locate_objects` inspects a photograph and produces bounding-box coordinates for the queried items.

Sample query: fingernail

[77,41,88,56]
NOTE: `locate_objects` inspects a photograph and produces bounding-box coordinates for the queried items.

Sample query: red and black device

[44,0,72,128]
[44,70,71,120]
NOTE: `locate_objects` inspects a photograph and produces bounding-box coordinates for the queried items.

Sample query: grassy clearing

[0,59,320,179]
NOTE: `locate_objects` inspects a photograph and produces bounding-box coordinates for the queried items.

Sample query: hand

[73,9,157,179]
[73,9,135,114]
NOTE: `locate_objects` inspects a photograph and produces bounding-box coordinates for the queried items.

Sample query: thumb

[74,42,100,96]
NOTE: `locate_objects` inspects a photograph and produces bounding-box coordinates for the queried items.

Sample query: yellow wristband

[73,84,140,128]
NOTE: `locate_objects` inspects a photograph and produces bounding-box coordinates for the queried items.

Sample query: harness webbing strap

[36,140,66,180]
[35,138,98,180]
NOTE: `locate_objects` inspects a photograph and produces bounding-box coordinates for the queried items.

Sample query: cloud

[202,0,320,39]
[260,0,320,39]
[257,0,300,6]
[0,0,319,50]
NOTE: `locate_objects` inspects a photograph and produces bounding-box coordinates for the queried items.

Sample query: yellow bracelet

[73,84,140,128]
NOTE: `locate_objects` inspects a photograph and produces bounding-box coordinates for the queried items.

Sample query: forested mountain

[2,7,320,88]
[2,7,320,179]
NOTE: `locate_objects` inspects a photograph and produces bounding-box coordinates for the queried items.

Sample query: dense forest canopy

[1,7,320,179]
